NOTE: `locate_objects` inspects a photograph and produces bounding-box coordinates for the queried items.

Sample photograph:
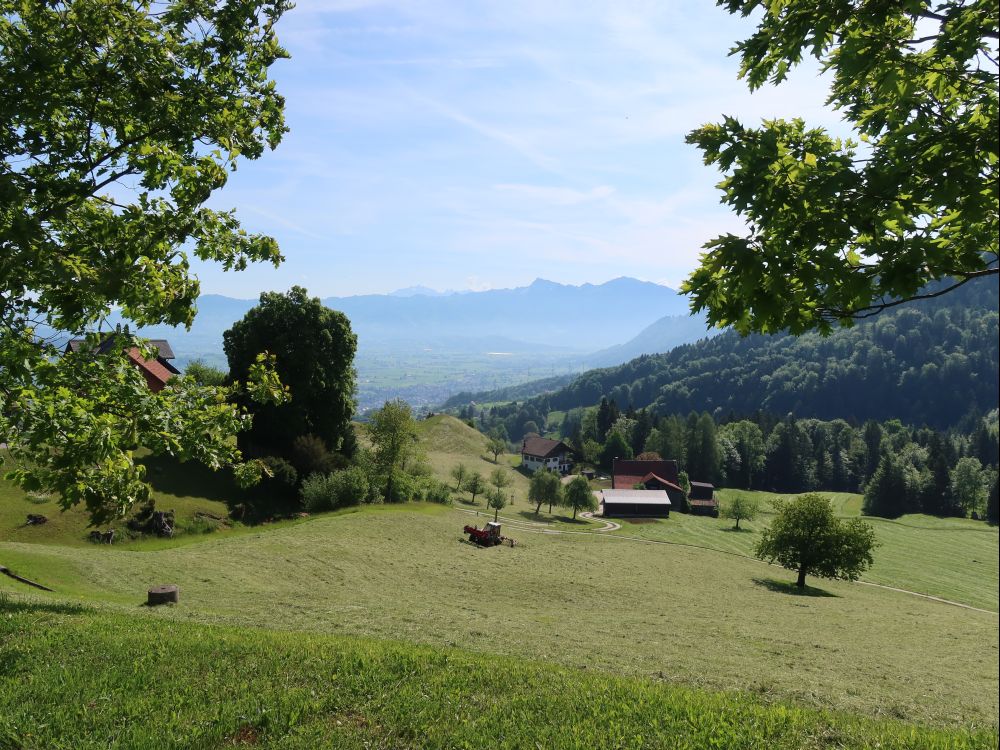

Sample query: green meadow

[1,417,997,747]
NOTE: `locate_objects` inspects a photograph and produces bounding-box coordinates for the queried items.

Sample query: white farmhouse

[520,436,574,474]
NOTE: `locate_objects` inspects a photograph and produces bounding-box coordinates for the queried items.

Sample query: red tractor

[463,521,515,547]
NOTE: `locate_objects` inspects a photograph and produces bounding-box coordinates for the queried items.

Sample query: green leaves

[686,0,999,334]
[1,0,291,521]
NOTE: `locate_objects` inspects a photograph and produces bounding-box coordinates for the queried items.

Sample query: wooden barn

[689,481,719,517]
[612,458,686,507]
[601,488,671,518]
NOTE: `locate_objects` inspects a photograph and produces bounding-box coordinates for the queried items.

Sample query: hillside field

[1,416,997,747]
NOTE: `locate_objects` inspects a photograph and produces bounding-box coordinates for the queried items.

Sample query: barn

[601,488,671,518]
[689,481,719,517]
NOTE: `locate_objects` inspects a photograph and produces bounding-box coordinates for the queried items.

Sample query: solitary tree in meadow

[464,473,486,505]
[450,463,469,492]
[755,494,878,589]
[724,495,759,531]
[487,432,507,463]
[486,488,507,522]
[489,468,512,502]
[564,476,596,520]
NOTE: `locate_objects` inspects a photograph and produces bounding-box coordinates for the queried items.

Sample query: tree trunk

[735,517,741,530]
[796,566,807,588]
[494,507,499,521]
[573,507,577,519]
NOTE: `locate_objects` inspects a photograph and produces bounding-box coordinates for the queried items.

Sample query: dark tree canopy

[224,287,357,455]
[755,493,878,588]
[0,0,290,522]
[686,0,998,334]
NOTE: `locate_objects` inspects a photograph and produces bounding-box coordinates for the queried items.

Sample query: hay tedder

[463,521,516,547]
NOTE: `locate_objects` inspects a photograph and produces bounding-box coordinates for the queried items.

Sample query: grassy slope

[0,453,239,548]
[2,504,997,728]
[2,597,993,750]
[606,488,1000,612]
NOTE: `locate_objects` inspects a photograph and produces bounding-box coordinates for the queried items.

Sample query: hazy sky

[196,0,845,298]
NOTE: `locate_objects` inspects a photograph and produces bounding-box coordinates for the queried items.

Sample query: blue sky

[197,0,844,298]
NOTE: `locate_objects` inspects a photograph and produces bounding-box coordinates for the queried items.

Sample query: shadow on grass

[0,594,86,616]
[720,526,754,533]
[138,454,236,504]
[752,578,839,598]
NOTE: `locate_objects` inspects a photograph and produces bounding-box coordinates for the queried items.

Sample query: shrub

[301,466,371,512]
[291,434,339,477]
[423,479,453,505]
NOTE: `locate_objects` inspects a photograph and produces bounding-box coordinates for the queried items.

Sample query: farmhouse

[612,458,686,506]
[65,337,180,393]
[689,481,719,517]
[520,436,574,474]
[601,488,671,518]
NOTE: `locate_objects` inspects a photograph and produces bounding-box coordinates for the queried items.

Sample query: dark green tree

[367,399,418,504]
[755,494,878,588]
[528,469,562,516]
[724,494,760,530]
[464,472,486,504]
[863,453,908,519]
[986,473,999,525]
[687,412,723,484]
[685,0,998,334]
[600,431,633,473]
[564,475,596,519]
[224,287,357,456]
[0,0,290,523]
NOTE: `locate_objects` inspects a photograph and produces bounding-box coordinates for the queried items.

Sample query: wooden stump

[147,584,179,606]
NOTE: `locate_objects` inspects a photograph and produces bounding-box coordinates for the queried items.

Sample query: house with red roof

[65,337,180,393]
[611,458,686,508]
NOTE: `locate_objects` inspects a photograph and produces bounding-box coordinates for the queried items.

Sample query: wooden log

[147,584,179,606]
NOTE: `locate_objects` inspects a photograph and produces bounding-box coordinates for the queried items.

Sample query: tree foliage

[528,469,562,515]
[723,495,760,530]
[367,400,418,504]
[563,475,595,519]
[0,0,290,522]
[224,286,356,456]
[755,494,878,588]
[685,0,998,334]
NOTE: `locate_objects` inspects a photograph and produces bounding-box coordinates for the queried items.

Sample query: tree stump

[147,584,179,606]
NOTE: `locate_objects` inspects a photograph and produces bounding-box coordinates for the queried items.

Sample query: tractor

[463,521,515,547]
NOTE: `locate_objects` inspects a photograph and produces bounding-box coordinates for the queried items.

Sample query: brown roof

[521,436,573,459]
[689,482,715,500]
[612,459,679,490]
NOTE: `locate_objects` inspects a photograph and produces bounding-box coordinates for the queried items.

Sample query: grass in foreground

[0,595,995,750]
[2,504,996,728]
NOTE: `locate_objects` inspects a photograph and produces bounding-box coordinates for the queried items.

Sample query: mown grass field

[1,415,997,746]
[2,594,994,750]
[2,503,997,730]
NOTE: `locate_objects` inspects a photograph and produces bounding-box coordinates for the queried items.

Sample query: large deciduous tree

[367,399,418,504]
[0,0,290,523]
[686,0,998,334]
[224,287,357,456]
[755,493,878,588]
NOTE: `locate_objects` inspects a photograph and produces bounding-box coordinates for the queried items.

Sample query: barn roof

[602,489,671,506]
[521,436,573,458]
[612,459,681,490]
[689,481,715,500]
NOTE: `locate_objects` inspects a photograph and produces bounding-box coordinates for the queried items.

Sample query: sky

[196,0,847,298]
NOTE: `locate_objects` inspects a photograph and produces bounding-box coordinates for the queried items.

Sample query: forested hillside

[462,279,998,431]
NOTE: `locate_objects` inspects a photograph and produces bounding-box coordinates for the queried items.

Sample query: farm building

[521,436,574,474]
[601,488,671,518]
[612,458,686,506]
[689,481,719,516]
[65,337,180,393]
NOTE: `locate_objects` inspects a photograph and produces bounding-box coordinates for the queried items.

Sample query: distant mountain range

[448,277,1000,430]
[108,277,710,410]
